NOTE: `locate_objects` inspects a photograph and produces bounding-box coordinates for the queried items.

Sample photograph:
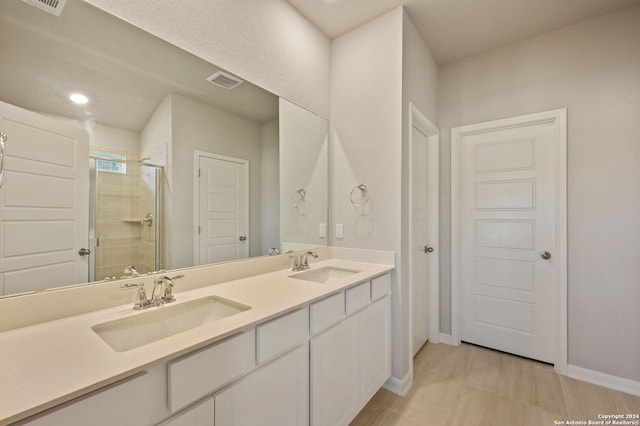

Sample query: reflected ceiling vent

[21,0,67,16]
[206,71,244,90]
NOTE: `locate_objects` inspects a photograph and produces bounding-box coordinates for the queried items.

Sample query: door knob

[78,248,91,256]
[239,236,247,241]
[540,251,551,260]
[424,246,434,253]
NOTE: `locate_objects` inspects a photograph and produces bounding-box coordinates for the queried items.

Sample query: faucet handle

[290,255,300,271]
[120,282,143,289]
[120,283,148,310]
[159,275,183,303]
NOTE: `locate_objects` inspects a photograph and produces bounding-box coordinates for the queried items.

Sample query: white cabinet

[359,297,391,402]
[310,274,392,426]
[215,343,309,426]
[18,373,149,426]
[168,330,256,413]
[256,307,308,364]
[15,270,392,426]
[310,314,359,426]
[158,397,215,426]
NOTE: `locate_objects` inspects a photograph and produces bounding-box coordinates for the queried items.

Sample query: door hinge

[198,226,201,235]
[198,168,201,178]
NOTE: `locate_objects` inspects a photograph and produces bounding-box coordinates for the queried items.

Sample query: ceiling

[286,0,640,64]
[0,0,278,132]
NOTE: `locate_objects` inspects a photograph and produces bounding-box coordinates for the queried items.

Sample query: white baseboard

[383,370,413,396]
[439,333,453,345]
[566,364,640,397]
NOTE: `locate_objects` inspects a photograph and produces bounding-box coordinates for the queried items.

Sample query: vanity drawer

[310,291,346,335]
[168,330,255,413]
[256,307,309,364]
[371,273,391,301]
[19,373,149,426]
[346,281,371,315]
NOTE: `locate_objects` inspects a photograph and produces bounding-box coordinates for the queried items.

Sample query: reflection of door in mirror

[196,152,248,265]
[0,100,89,296]
[90,154,163,281]
[0,0,328,297]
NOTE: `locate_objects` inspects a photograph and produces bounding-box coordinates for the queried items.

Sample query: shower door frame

[89,157,163,281]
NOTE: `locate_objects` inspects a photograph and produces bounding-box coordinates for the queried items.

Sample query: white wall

[331,7,406,385]
[83,0,331,118]
[279,99,328,251]
[260,119,280,255]
[41,113,139,154]
[169,94,263,269]
[438,4,640,382]
[400,8,439,375]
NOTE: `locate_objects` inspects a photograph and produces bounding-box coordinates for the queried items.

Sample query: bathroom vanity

[0,248,394,426]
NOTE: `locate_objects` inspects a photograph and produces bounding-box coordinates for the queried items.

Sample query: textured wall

[331,7,406,383]
[279,98,328,251]
[438,5,640,381]
[400,8,439,374]
[83,0,331,117]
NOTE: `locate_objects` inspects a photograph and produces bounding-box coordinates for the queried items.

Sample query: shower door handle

[78,248,91,256]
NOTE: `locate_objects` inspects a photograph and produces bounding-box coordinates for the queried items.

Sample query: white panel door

[411,126,429,356]
[458,117,559,363]
[0,100,89,296]
[196,154,248,265]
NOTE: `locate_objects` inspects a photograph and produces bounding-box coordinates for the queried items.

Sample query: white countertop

[0,256,393,425]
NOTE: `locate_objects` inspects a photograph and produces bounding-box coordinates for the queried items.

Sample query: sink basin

[92,296,250,352]
[289,266,361,284]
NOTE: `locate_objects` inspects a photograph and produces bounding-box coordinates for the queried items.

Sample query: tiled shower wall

[95,163,158,280]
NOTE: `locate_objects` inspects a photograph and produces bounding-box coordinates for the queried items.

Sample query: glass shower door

[90,157,163,281]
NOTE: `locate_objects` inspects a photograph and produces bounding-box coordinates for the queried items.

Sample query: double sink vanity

[0,247,394,426]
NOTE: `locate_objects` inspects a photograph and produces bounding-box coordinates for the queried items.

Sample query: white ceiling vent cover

[206,71,244,90]
[21,0,67,16]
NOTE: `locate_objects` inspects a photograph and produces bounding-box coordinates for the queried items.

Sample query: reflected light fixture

[69,93,89,104]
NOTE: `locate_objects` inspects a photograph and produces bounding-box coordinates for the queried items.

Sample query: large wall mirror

[0,0,328,297]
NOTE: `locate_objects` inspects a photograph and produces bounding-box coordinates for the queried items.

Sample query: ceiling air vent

[21,0,67,16]
[206,71,244,90]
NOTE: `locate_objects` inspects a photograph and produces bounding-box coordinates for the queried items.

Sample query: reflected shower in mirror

[0,0,328,296]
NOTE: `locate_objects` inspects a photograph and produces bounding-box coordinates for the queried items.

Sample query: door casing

[408,102,440,353]
[450,108,567,373]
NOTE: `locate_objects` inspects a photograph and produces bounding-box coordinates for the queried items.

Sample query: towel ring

[350,184,369,207]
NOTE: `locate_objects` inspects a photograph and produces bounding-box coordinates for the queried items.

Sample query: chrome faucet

[121,274,185,310]
[123,265,139,277]
[120,282,150,310]
[291,251,318,271]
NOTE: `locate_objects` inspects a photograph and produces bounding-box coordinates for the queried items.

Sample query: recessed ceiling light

[70,93,89,104]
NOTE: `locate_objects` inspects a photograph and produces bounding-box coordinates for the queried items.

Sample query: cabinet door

[310,314,359,426]
[359,296,391,402]
[19,373,148,426]
[215,343,309,426]
[158,396,214,426]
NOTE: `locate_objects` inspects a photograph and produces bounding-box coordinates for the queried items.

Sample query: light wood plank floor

[351,342,640,426]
